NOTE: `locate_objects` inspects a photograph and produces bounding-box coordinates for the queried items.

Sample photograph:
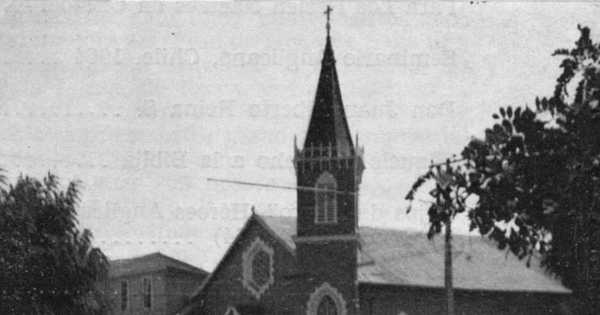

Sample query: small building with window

[176,18,574,315]
[109,252,208,315]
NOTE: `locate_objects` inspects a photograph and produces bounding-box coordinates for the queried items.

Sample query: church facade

[178,18,572,315]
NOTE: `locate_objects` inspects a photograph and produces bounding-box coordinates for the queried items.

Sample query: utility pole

[445,217,455,315]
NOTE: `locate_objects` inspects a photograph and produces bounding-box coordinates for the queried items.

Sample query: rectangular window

[143,277,152,309]
[120,281,128,311]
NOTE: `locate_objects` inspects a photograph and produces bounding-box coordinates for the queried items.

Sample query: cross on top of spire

[324,5,332,36]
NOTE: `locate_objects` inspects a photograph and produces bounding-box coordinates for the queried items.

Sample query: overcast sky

[1,1,600,271]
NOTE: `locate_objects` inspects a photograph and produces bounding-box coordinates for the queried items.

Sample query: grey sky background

[1,1,599,271]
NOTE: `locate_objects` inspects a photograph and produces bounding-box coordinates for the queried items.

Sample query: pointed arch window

[306,283,346,315]
[315,172,337,223]
[317,295,337,315]
[225,306,240,315]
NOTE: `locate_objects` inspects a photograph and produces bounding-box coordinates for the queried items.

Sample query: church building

[178,12,572,315]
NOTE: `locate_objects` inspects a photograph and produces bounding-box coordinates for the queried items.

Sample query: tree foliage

[0,173,111,315]
[406,26,600,310]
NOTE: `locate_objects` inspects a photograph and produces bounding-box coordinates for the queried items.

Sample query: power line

[207,177,357,196]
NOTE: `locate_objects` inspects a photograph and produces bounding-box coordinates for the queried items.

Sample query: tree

[0,173,111,315]
[406,26,600,313]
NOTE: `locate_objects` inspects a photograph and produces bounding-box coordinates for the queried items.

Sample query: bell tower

[293,10,364,240]
[293,7,364,315]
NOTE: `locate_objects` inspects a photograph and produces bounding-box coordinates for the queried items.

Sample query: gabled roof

[110,252,208,278]
[189,213,294,299]
[260,215,570,294]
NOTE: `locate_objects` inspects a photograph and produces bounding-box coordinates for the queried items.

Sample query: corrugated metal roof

[110,252,208,278]
[260,215,570,294]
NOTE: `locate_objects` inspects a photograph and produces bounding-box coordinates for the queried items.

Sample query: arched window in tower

[317,295,338,315]
[225,306,240,315]
[306,283,347,315]
[315,172,337,223]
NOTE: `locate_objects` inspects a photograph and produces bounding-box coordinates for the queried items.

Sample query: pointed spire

[303,7,354,157]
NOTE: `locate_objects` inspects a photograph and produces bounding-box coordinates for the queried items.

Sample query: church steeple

[293,10,362,315]
[302,9,354,157]
[294,8,364,239]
